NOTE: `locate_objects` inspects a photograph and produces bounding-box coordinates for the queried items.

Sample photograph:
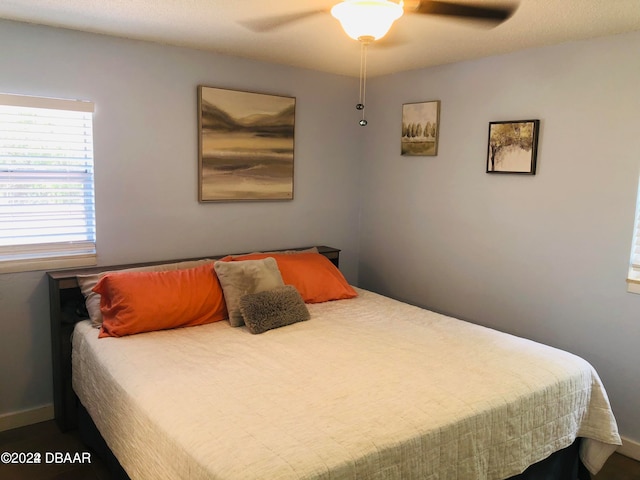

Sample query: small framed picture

[487,120,540,174]
[401,100,440,156]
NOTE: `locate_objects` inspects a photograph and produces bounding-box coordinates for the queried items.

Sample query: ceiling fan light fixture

[331,0,404,41]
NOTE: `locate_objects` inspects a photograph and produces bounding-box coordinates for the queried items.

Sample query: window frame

[0,93,97,274]
[627,176,640,294]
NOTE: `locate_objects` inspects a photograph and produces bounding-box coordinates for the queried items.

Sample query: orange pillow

[94,263,227,338]
[222,253,357,303]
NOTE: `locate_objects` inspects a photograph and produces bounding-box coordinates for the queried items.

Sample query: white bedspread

[72,288,620,480]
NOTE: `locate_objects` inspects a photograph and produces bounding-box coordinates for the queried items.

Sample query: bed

[48,245,621,480]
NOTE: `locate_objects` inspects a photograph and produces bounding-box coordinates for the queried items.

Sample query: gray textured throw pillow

[239,285,310,334]
[213,257,285,327]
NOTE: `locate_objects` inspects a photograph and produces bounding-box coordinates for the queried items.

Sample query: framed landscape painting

[198,86,295,202]
[487,120,540,174]
[401,100,440,156]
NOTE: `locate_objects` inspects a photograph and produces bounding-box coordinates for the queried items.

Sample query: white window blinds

[0,93,97,273]
[628,178,640,293]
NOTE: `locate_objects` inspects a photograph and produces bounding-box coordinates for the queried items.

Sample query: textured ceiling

[1,0,639,77]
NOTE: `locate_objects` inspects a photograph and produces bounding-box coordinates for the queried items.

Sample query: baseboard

[618,435,640,461]
[0,404,54,432]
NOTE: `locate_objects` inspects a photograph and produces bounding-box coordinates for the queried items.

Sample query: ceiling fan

[243,1,519,39]
[243,1,519,126]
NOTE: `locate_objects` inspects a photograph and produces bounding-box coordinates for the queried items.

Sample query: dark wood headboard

[48,245,340,431]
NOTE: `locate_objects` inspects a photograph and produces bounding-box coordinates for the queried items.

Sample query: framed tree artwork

[487,120,540,174]
[198,86,296,202]
[401,100,440,156]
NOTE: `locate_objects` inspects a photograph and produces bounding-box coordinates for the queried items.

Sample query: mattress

[72,288,621,480]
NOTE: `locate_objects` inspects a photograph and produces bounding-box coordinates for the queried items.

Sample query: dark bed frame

[47,245,591,480]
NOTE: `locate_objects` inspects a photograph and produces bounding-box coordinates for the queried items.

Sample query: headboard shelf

[48,246,340,289]
[47,245,340,431]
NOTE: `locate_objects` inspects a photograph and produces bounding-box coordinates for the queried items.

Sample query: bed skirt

[78,403,592,480]
[79,404,129,480]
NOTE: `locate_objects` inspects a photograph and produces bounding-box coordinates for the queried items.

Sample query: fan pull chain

[357,39,369,126]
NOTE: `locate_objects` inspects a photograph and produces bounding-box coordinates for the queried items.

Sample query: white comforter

[72,288,620,480]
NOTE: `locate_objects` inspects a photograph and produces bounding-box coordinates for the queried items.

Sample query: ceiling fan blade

[413,1,518,25]
[239,9,325,33]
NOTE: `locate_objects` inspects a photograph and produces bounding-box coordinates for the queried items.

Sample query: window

[0,93,96,274]
[628,177,640,294]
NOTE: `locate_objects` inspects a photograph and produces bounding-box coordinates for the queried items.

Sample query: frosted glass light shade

[331,0,404,41]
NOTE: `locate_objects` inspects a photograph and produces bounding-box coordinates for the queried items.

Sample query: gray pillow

[239,285,310,334]
[213,257,284,327]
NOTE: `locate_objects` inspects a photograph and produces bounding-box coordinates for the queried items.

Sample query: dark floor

[594,452,640,480]
[0,420,638,479]
[0,420,109,480]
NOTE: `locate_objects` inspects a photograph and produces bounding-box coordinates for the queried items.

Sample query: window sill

[0,254,97,274]
[627,267,640,294]
[627,281,640,295]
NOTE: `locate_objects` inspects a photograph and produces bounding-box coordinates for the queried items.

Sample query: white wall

[359,31,640,444]
[0,19,362,420]
[2,16,639,448]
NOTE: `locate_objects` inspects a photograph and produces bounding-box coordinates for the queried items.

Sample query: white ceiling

[2,0,640,77]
